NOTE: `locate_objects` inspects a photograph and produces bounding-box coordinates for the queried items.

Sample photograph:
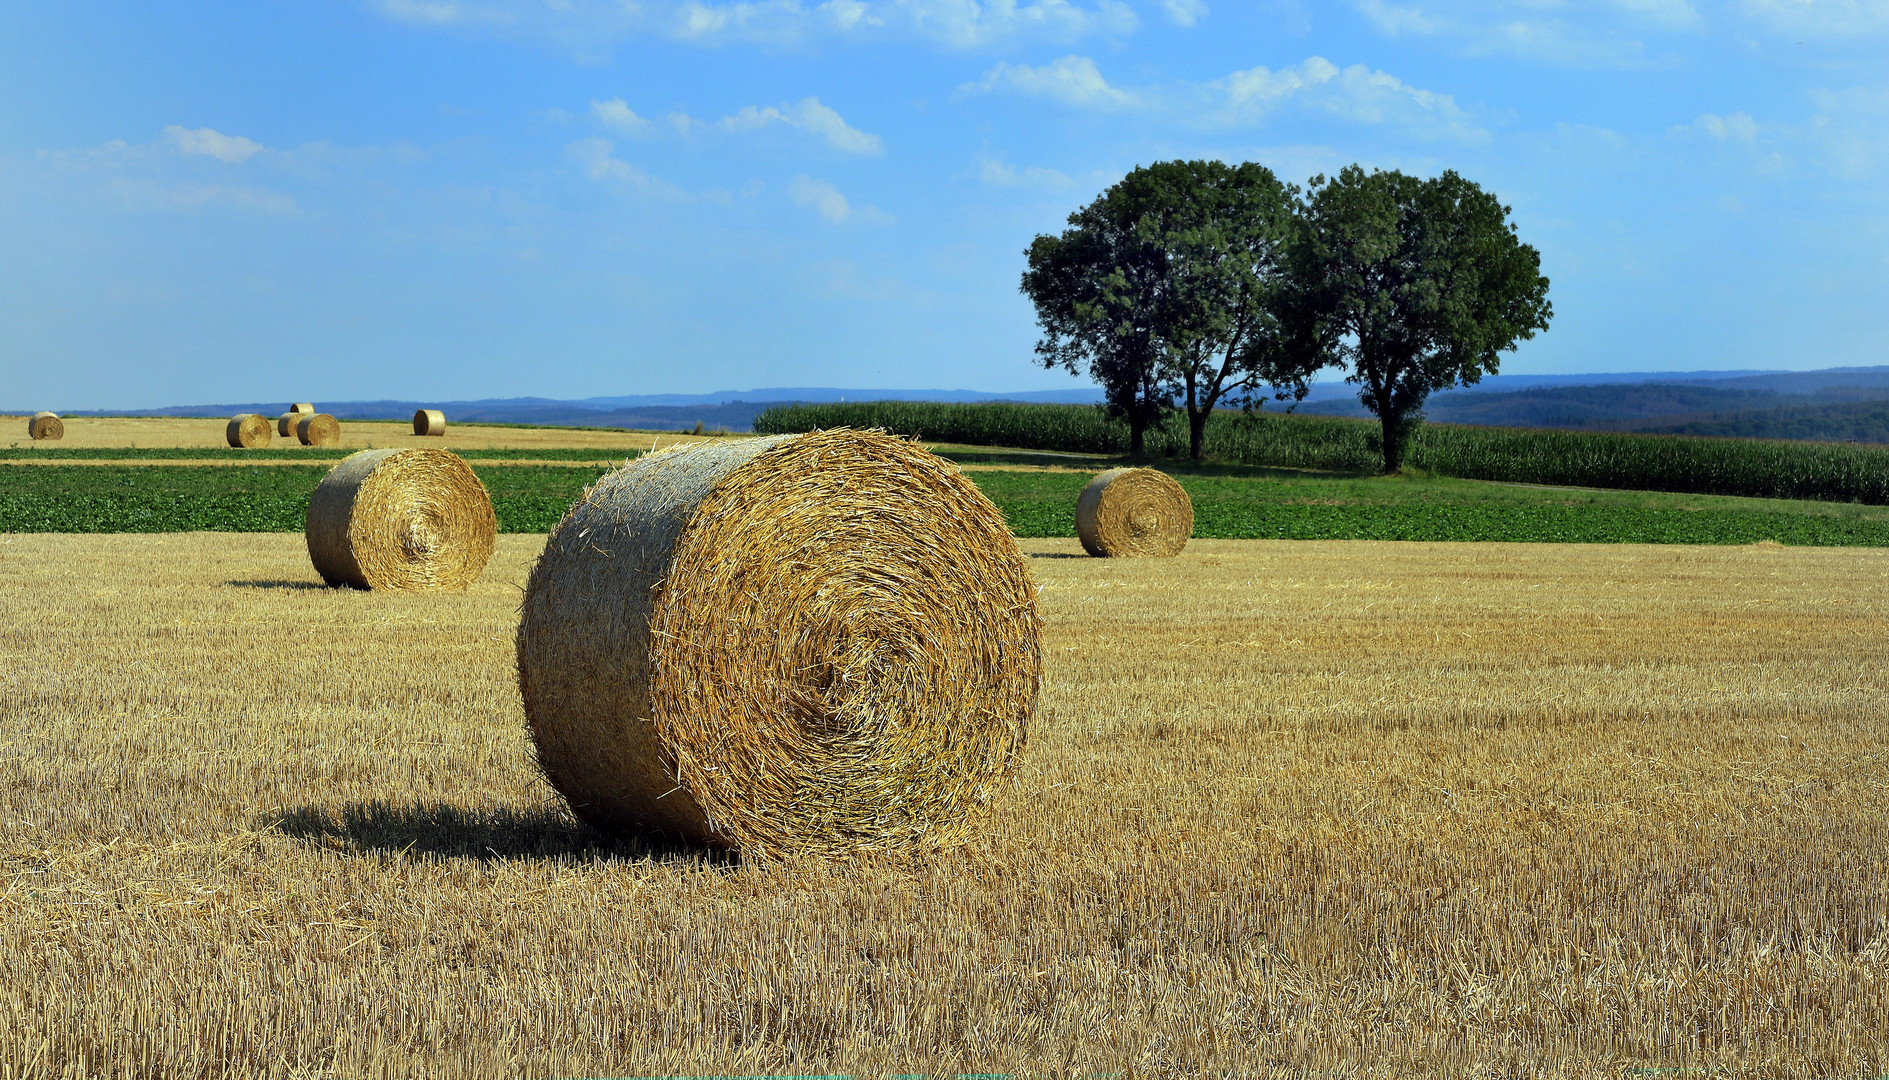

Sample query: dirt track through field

[1,535,1886,1076]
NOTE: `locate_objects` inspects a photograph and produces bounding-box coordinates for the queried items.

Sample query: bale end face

[291,403,315,415]
[276,413,301,438]
[517,428,1042,857]
[296,413,341,447]
[1075,467,1193,557]
[306,448,496,590]
[28,412,63,441]
[226,414,273,449]
[413,409,446,436]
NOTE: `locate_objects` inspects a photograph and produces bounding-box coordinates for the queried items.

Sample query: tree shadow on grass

[266,800,734,867]
[226,579,330,590]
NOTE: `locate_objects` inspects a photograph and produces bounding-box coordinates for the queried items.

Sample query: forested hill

[1298,369,1889,443]
[1638,401,1889,443]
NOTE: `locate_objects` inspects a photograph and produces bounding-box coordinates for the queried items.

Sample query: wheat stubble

[0,534,1884,1077]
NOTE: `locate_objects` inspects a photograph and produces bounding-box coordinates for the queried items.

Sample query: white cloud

[1162,0,1208,26]
[1350,0,1672,67]
[1212,57,1482,140]
[720,97,884,155]
[960,55,1138,109]
[165,126,265,164]
[973,154,1072,187]
[373,0,476,24]
[789,174,892,223]
[960,54,1482,141]
[566,137,658,187]
[368,0,1137,49]
[1739,0,1889,37]
[590,98,652,134]
[1689,111,1761,143]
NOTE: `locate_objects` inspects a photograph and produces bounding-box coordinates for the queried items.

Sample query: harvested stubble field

[2,533,1886,1077]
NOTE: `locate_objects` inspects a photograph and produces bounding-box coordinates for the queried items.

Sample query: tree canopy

[1021,160,1301,460]
[1292,166,1553,472]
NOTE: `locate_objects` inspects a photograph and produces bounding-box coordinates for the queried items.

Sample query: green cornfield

[754,401,1889,505]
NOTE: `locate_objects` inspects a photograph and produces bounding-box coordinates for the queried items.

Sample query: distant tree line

[1021,160,1552,472]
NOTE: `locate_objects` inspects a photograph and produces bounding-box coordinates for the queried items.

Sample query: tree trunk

[1188,409,1208,462]
[1379,408,1402,474]
[1130,419,1146,458]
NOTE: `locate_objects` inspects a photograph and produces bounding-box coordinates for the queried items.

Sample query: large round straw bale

[276,412,301,438]
[296,413,340,447]
[291,403,315,415]
[413,409,446,436]
[226,413,272,448]
[28,412,63,441]
[517,429,1042,856]
[1075,467,1193,558]
[305,448,496,590]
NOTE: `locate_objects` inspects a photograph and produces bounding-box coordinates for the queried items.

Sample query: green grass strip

[7,464,1889,546]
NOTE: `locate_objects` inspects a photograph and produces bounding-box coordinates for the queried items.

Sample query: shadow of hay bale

[223,579,329,590]
[265,800,734,865]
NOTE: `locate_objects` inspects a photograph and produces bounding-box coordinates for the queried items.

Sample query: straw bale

[305,448,496,590]
[28,412,63,441]
[225,414,272,449]
[1075,467,1192,558]
[276,413,301,438]
[517,428,1041,856]
[291,403,315,415]
[413,409,447,436]
[296,413,340,447]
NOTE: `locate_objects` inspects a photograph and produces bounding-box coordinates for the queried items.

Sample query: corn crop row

[755,402,1889,505]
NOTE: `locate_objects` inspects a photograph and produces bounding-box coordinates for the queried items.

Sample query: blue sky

[3,0,1886,409]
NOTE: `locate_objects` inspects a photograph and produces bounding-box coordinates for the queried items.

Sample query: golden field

[2,532,1886,1077]
[3,415,720,453]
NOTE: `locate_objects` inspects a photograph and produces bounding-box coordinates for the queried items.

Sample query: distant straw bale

[296,413,340,447]
[305,448,496,590]
[28,412,63,441]
[1075,467,1192,558]
[225,414,272,449]
[276,413,301,438]
[517,428,1041,857]
[413,409,446,436]
[291,403,315,416]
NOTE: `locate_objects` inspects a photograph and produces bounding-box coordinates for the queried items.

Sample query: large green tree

[1293,166,1553,473]
[1021,160,1302,460]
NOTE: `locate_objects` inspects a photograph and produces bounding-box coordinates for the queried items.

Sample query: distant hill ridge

[32,366,1889,442]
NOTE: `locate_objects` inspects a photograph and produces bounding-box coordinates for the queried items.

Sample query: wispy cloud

[720,97,883,155]
[959,56,1138,109]
[590,98,652,135]
[960,54,1484,141]
[972,153,1073,188]
[1162,0,1208,26]
[789,174,892,223]
[1739,0,1889,38]
[1349,0,1693,67]
[369,0,1138,51]
[165,126,266,164]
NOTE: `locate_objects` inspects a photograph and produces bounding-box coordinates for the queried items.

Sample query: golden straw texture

[225,414,272,449]
[291,403,315,415]
[276,413,301,438]
[518,428,1042,856]
[296,413,340,447]
[27,412,63,441]
[1075,467,1193,558]
[305,448,497,590]
[413,409,447,436]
